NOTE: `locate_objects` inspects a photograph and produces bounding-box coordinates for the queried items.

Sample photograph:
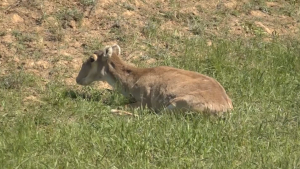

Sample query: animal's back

[137,66,233,113]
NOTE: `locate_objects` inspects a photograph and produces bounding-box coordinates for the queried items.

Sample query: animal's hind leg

[159,97,192,114]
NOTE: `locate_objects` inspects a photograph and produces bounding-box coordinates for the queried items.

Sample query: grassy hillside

[0,0,300,168]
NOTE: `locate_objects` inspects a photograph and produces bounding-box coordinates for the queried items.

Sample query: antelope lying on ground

[76,45,233,116]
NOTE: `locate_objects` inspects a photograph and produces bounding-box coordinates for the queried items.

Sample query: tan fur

[76,45,233,115]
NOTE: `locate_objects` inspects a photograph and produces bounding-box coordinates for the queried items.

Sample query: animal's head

[76,44,121,85]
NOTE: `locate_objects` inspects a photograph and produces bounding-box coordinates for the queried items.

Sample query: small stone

[12,14,24,23]
[35,60,49,69]
[207,40,212,46]
[69,20,76,29]
[2,35,14,43]
[13,57,20,63]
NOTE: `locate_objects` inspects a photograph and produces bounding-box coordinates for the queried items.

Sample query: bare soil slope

[0,0,299,87]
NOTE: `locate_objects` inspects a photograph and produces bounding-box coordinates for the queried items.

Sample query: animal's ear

[111,44,121,56]
[103,46,113,60]
[90,54,98,62]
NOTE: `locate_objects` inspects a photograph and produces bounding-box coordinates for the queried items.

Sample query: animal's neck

[105,55,141,91]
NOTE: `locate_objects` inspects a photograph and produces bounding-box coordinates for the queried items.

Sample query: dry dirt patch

[0,0,299,89]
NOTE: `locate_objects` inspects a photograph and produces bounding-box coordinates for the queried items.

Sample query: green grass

[1,0,300,168]
[1,36,299,168]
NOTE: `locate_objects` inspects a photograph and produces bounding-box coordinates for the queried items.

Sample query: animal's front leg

[110,101,141,117]
[110,109,138,117]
